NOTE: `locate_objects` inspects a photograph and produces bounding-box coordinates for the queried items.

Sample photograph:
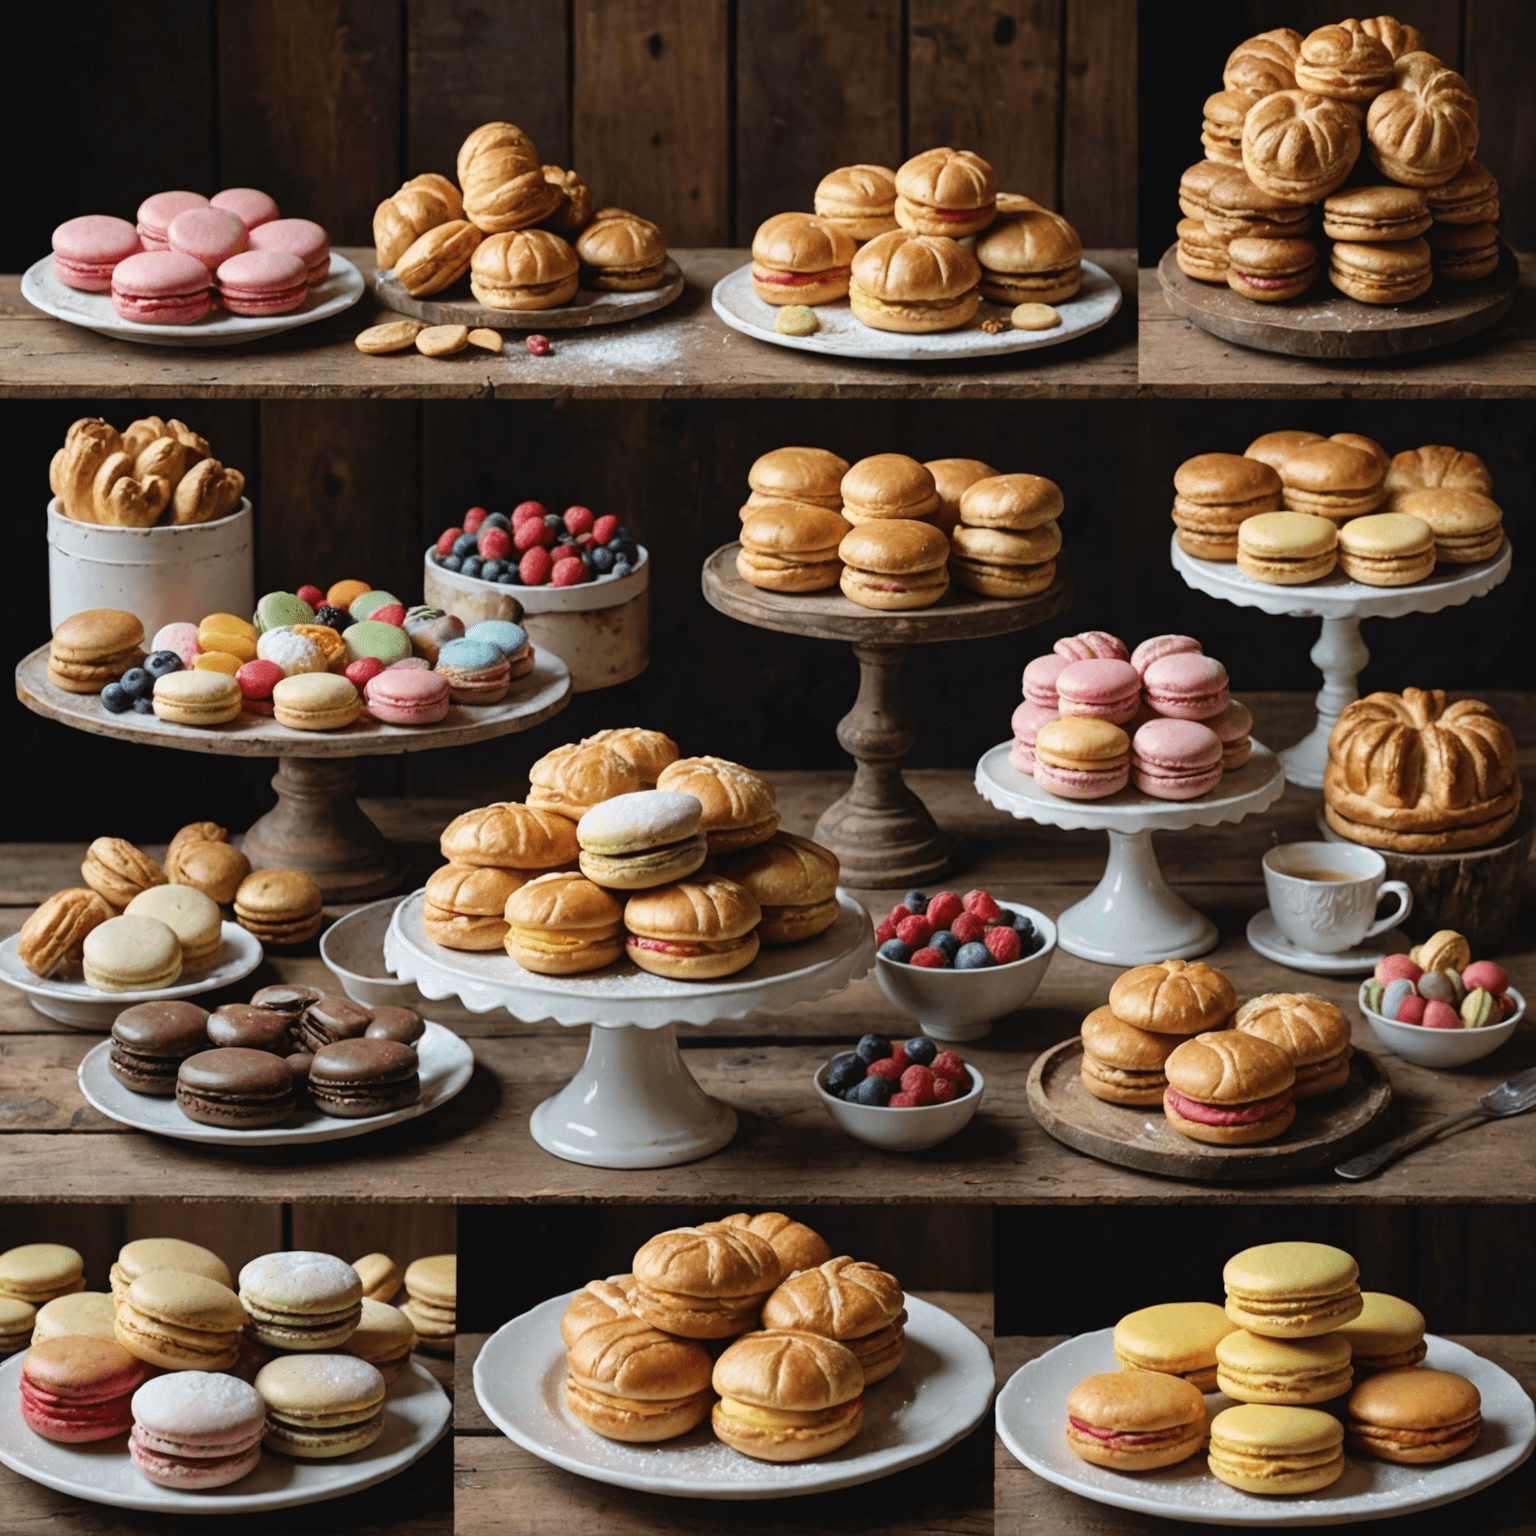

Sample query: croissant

[538,166,594,234]
[121,416,171,460]
[171,457,245,525]
[50,417,122,521]
[374,182,459,271]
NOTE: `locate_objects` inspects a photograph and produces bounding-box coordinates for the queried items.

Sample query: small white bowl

[321,898,479,1027]
[813,1060,984,1152]
[1357,982,1524,1068]
[874,900,1057,1042]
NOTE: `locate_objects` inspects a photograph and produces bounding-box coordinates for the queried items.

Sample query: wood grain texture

[572,0,730,246]
[908,0,1062,211]
[1465,0,1536,251]
[290,1202,457,1271]
[735,0,902,242]
[1062,0,1137,247]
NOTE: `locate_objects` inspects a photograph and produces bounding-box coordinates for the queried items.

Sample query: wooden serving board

[1027,1036,1394,1182]
[1156,241,1518,360]
[368,258,685,330]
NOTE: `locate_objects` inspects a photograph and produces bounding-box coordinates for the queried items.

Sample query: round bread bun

[1224,30,1303,96]
[740,504,853,563]
[1242,89,1361,204]
[711,1329,865,1461]
[814,164,899,241]
[469,229,579,310]
[761,1256,904,1340]
[746,446,848,510]
[1174,453,1283,517]
[1281,441,1386,516]
[655,757,778,853]
[623,876,763,979]
[439,802,579,869]
[1245,430,1326,473]
[564,1312,714,1442]
[1164,1030,1298,1145]
[750,212,857,305]
[950,522,1061,566]
[848,230,981,332]
[560,1277,635,1347]
[736,545,843,594]
[1234,992,1352,1097]
[958,473,1064,531]
[974,208,1082,304]
[716,832,840,944]
[575,213,667,290]
[1384,446,1493,508]
[422,862,526,949]
[841,454,940,522]
[1066,1371,1207,1471]
[1079,1005,1182,1106]
[1366,56,1479,189]
[838,519,951,610]
[631,1225,781,1337]
[565,1376,712,1442]
[1108,959,1237,1034]
[503,872,624,974]
[577,727,679,787]
[528,742,644,821]
[893,147,998,236]
[1227,236,1319,301]
[926,458,999,533]
[706,1213,833,1277]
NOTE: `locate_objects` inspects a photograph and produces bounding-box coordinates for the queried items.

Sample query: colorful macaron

[238,1252,364,1350]
[343,620,412,668]
[109,1001,212,1094]
[153,669,243,726]
[0,1245,85,1307]
[1032,716,1130,800]
[51,215,142,290]
[1208,1403,1345,1494]
[1346,1367,1482,1463]
[1022,653,1070,709]
[1009,700,1058,774]
[1337,512,1436,586]
[168,206,248,271]
[1113,1300,1238,1393]
[176,1047,297,1129]
[464,620,534,676]
[308,1038,421,1118]
[1129,634,1201,677]
[216,250,310,316]
[1209,699,1254,771]
[254,1353,386,1458]
[129,1370,266,1489]
[1141,653,1230,721]
[20,1336,149,1442]
[110,250,213,325]
[1216,1329,1354,1405]
[364,666,451,725]
[343,1297,417,1382]
[1223,1241,1363,1337]
[1131,719,1224,800]
[1056,658,1141,724]
[435,638,512,704]
[272,673,362,731]
[248,218,331,284]
[114,1269,247,1371]
[1065,1371,1207,1470]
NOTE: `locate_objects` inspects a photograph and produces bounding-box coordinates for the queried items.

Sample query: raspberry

[866,1057,903,1081]
[551,558,588,587]
[295,584,324,608]
[964,889,1001,923]
[931,1074,957,1103]
[930,1051,966,1083]
[434,527,463,558]
[478,527,512,561]
[519,547,553,585]
[954,1068,973,1095]
[564,505,595,535]
[896,914,933,947]
[926,892,963,928]
[888,1092,919,1108]
[463,507,488,534]
[910,947,946,968]
[875,916,900,944]
[513,501,546,526]
[550,541,582,564]
[887,904,912,926]
[889,1042,907,1073]
[526,334,551,355]
[950,912,985,944]
[593,514,619,545]
[345,656,385,687]
[370,604,406,627]
[899,1065,935,1105]
[985,926,1021,964]
[514,518,550,552]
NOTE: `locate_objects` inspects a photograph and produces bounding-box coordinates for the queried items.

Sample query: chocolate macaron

[308,1039,421,1118]
[296,996,374,1052]
[207,1003,294,1054]
[176,1048,296,1129]
[364,1006,426,1047]
[109,1002,212,1095]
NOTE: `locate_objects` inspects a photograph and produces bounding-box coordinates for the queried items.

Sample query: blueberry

[315,604,349,631]
[143,650,181,679]
[826,1052,866,1096]
[612,558,633,578]
[119,668,152,700]
[557,532,576,546]
[1011,913,1036,942]
[904,1036,937,1067]
[591,545,615,574]
[481,559,506,581]
[497,570,520,585]
[483,512,511,532]
[930,930,961,962]
[461,556,483,579]
[856,1033,892,1063]
[441,554,462,572]
[1018,930,1042,957]
[101,682,131,713]
[848,1075,893,1107]
[903,890,929,915]
[955,941,996,970]
[132,695,156,714]
[543,512,563,531]
[452,532,479,559]
[877,938,912,964]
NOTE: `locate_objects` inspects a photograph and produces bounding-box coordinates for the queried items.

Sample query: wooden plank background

[14,0,1136,271]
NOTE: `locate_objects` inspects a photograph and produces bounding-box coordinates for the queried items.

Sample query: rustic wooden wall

[13,0,1136,272]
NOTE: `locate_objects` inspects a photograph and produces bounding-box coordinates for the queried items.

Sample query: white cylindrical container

[47,497,256,640]
[422,545,649,693]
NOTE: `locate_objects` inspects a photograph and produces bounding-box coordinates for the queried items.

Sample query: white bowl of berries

[872,889,1056,1042]
[815,1036,984,1152]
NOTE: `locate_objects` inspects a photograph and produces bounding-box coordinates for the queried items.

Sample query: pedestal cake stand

[15,645,571,900]
[1172,535,1512,790]
[702,543,1072,887]
[974,742,1285,965]
[384,887,875,1169]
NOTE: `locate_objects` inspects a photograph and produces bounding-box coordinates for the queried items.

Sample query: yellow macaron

[1208,1403,1346,1494]
[153,670,243,726]
[1224,1241,1363,1338]
[1236,512,1338,584]
[272,673,361,731]
[81,914,183,991]
[124,884,224,974]
[196,613,258,663]
[1216,1328,1354,1404]
[1336,512,1436,586]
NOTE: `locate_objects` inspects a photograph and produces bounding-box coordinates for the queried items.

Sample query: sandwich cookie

[655,756,778,854]
[124,884,222,974]
[83,915,182,992]
[211,187,280,229]
[925,458,999,534]
[17,887,113,978]
[1224,1242,1363,1337]
[401,1255,456,1354]
[504,872,625,975]
[1427,219,1499,281]
[1130,635,1201,676]
[366,1006,425,1047]
[273,672,361,730]
[813,164,899,241]
[20,1337,149,1442]
[110,250,213,325]
[1241,89,1360,204]
[949,520,1059,598]
[737,504,852,592]
[893,147,997,237]
[32,1291,117,1344]
[749,213,856,305]
[1245,429,1325,473]
[1337,1292,1427,1371]
[1208,1403,1345,1493]
[1033,717,1130,801]
[1227,237,1318,301]
[1131,719,1224,800]
[129,1370,266,1488]
[48,608,145,693]
[631,1225,782,1339]
[1294,23,1393,100]
[528,739,644,821]
[1142,653,1230,721]
[1176,218,1230,283]
[1365,56,1479,188]
[470,229,579,309]
[739,446,849,521]
[0,1244,85,1306]
[838,521,950,611]
[234,867,324,945]
[439,802,579,871]
[0,1298,35,1356]
[153,669,243,725]
[1009,700,1058,774]
[1110,959,1237,1035]
[1212,700,1254,771]
[1384,444,1494,506]
[1393,488,1503,563]
[1204,173,1312,240]
[974,205,1082,305]
[848,229,980,333]
[707,1213,833,1277]
[1113,1301,1237,1392]
[1201,91,1253,165]
[52,215,142,290]
[1216,1329,1354,1404]
[342,1298,417,1383]
[1347,1367,1481,1464]
[1426,160,1499,225]
[1172,452,1283,560]
[716,831,840,945]
[364,667,451,725]
[1023,652,1071,709]
[108,1001,210,1094]
[166,830,249,904]
[1178,159,1229,220]
[114,1269,247,1371]
[574,213,667,291]
[840,453,941,525]
[761,1256,906,1385]
[1323,185,1431,242]
[423,862,526,949]
[110,1237,232,1304]
[463,621,534,677]
[564,1308,714,1443]
[1330,238,1433,304]
[1337,513,1436,585]
[168,206,248,271]
[1057,659,1141,725]
[623,876,761,980]
[1237,512,1339,584]
[712,1330,865,1461]
[1234,993,1353,1098]
[1065,1371,1206,1470]
[308,1038,421,1117]
[1164,1031,1297,1145]
[239,1252,363,1350]
[295,995,374,1051]
[577,791,709,891]
[254,1353,386,1458]
[249,983,322,1018]
[247,218,330,284]
[176,1048,296,1129]
[1280,439,1386,520]
[1079,1006,1185,1106]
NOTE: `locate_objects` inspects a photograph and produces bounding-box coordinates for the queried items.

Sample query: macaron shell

[136,191,209,247]
[364,668,451,725]
[216,249,309,315]
[248,218,331,282]
[110,251,212,325]
[0,1244,85,1304]
[209,187,280,230]
[168,206,249,270]
[52,215,143,289]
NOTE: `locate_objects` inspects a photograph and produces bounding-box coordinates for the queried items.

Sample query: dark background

[1136,0,1536,266]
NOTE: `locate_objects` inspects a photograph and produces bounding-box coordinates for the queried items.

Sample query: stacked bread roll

[49,416,244,527]
[1176,18,1498,306]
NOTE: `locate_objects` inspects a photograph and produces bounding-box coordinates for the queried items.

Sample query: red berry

[478,527,512,561]
[899,1065,935,1105]
[954,1069,973,1094]
[896,914,933,947]
[370,603,407,627]
[985,926,1021,964]
[513,519,549,553]
[593,514,619,545]
[345,656,385,687]
[519,547,553,585]
[931,1074,957,1103]
[563,505,595,535]
[295,584,324,608]
[513,501,546,525]
[950,912,986,944]
[463,507,488,534]
[930,1050,966,1083]
[964,889,1001,923]
[551,558,588,587]
[526,334,551,355]
[888,1092,918,1108]
[910,947,946,968]
[435,527,463,557]
[926,892,963,928]
[875,916,899,944]
[887,904,912,926]
[889,1042,908,1072]
[866,1057,903,1080]
[550,542,582,564]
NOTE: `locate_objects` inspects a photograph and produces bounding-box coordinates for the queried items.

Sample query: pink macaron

[1022,653,1070,709]
[1054,630,1129,663]
[1209,698,1254,770]
[1130,633,1202,678]
[1131,718,1224,800]
[1009,700,1058,774]
[1142,653,1230,721]
[136,190,209,249]
[129,1371,265,1490]
[248,217,331,283]
[1056,658,1142,724]
[168,206,249,271]
[110,250,212,325]
[51,215,142,290]
[1033,756,1129,801]
[20,1338,149,1443]
[216,250,309,315]
[210,187,279,230]
[151,622,202,666]
[365,667,452,724]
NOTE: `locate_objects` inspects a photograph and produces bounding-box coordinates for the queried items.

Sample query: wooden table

[455,1292,992,1536]
[4,694,1532,1206]
[0,249,1137,401]
[1137,254,1536,397]
[995,1335,1536,1535]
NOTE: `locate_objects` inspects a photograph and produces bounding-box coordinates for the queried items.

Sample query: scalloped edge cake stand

[15,645,571,901]
[974,741,1286,965]
[1172,536,1512,790]
[384,887,875,1169]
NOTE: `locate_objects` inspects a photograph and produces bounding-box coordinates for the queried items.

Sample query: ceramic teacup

[1262,841,1413,955]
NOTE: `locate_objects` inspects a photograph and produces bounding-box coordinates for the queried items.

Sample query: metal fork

[1336,1067,1536,1180]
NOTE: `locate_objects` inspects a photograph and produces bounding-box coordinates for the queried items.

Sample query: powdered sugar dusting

[255,1352,384,1403]
[579,792,702,846]
[239,1252,361,1306]
[132,1370,263,1433]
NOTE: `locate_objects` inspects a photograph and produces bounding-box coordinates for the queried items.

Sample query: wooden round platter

[1026,1037,1393,1182]
[368,258,684,331]
[1156,240,1518,360]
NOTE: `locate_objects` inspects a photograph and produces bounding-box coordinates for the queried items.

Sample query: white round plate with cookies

[711,258,1121,361]
[21,254,364,348]
[473,1290,994,1499]
[0,1354,449,1513]
[997,1327,1535,1527]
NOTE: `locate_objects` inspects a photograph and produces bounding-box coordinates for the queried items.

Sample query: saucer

[1246,909,1410,975]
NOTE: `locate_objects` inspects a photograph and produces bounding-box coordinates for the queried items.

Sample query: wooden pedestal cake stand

[15,645,571,901]
[703,543,1073,888]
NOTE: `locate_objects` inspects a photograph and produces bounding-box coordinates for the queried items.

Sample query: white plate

[77,1020,474,1146]
[711,259,1121,361]
[1246,910,1411,976]
[996,1327,1535,1527]
[473,1291,994,1500]
[0,1354,449,1513]
[21,253,364,348]
[0,923,264,1029]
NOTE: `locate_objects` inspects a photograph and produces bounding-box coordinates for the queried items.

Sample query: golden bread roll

[438,802,579,869]
[575,213,667,290]
[622,876,762,980]
[528,742,644,822]
[714,833,840,943]
[761,1257,907,1384]
[706,1214,833,1277]
[632,1225,782,1337]
[395,219,482,297]
[655,758,778,855]
[711,1330,865,1461]
[469,228,578,310]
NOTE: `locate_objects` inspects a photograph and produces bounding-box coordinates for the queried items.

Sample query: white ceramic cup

[1262,841,1413,954]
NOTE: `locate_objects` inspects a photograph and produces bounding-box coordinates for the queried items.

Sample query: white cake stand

[383,888,875,1169]
[1171,535,1512,790]
[974,742,1286,965]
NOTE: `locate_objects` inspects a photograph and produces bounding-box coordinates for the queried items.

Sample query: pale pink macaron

[151,622,203,665]
[366,667,451,724]
[210,187,279,230]
[1054,630,1129,663]
[248,217,331,283]
[136,190,209,250]
[1022,652,1070,709]
[110,251,212,325]
[1141,652,1230,721]
[216,250,309,315]
[1209,698,1254,770]
[51,215,142,290]
[1131,718,1224,800]
[1056,658,1142,723]
[168,207,248,271]
[387,656,432,670]
[129,1370,265,1490]
[1009,700,1058,774]
[1130,633,1202,678]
